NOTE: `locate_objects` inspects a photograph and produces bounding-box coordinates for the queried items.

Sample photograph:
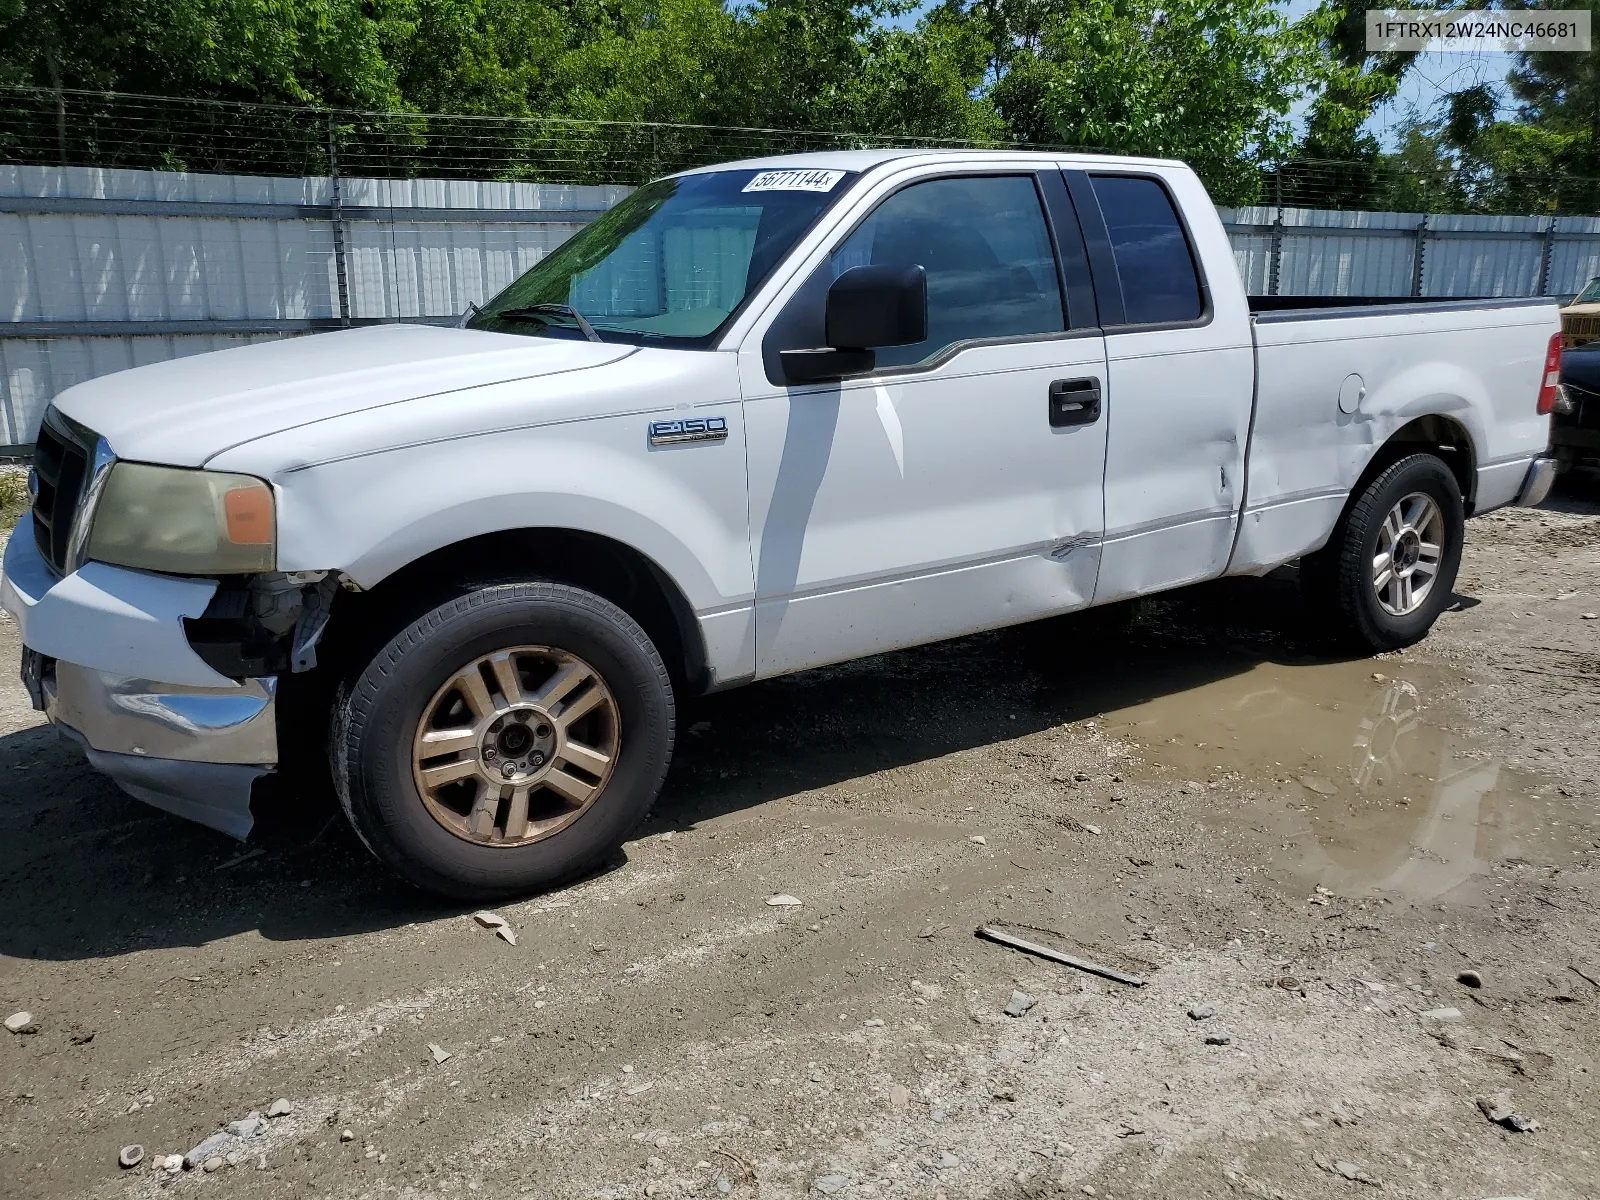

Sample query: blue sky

[1284,0,1521,146]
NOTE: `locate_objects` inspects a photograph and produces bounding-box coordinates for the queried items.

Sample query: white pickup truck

[2,150,1561,898]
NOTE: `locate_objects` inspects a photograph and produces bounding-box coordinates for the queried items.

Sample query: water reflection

[1103,661,1582,902]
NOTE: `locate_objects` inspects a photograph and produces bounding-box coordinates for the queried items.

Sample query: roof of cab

[673,147,1189,177]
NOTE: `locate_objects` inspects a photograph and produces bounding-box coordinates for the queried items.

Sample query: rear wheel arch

[1357,414,1478,513]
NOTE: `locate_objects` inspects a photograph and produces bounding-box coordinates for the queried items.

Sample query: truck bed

[1249,295,1553,319]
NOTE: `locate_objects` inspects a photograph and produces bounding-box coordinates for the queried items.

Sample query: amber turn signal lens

[224,483,275,545]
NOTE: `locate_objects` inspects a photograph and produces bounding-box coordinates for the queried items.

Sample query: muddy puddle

[1097,656,1593,902]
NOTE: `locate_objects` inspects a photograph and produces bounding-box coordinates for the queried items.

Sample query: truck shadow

[0,567,1400,962]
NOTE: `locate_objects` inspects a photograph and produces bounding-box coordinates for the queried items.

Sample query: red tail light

[1538,332,1562,414]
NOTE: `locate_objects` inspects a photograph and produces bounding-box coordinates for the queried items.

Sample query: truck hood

[50,324,635,467]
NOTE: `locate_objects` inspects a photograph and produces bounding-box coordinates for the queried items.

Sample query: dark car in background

[1555,343,1600,474]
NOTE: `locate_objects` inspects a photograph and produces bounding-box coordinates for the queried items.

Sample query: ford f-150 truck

[1,150,1562,899]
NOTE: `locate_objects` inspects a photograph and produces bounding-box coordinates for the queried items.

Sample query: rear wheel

[332,582,674,900]
[1302,453,1464,652]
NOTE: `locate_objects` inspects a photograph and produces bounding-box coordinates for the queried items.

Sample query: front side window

[468,168,855,345]
[1089,175,1204,325]
[829,175,1065,368]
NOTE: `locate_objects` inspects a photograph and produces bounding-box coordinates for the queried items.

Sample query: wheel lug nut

[530,752,546,767]
[501,762,516,779]
[483,747,497,761]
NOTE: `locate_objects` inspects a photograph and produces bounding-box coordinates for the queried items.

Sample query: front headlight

[86,462,276,574]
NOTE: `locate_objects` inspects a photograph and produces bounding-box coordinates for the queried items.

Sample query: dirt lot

[1,491,1597,1200]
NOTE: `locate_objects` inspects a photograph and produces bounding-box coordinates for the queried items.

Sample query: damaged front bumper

[3,515,278,839]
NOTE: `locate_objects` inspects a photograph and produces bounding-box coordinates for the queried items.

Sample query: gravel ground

[0,488,1597,1199]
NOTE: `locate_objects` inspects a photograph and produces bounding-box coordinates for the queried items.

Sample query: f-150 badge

[649,416,729,446]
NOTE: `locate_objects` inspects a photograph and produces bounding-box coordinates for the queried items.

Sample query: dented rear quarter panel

[1231,301,1558,575]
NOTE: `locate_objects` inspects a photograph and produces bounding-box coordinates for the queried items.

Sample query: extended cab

[1,151,1561,898]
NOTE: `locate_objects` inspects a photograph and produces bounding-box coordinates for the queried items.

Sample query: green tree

[965,0,1332,203]
[0,0,407,107]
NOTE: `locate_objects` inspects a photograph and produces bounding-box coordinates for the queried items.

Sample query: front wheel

[1304,453,1465,652]
[331,582,675,900]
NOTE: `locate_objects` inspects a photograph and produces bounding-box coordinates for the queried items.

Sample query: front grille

[1564,314,1600,347]
[31,412,95,574]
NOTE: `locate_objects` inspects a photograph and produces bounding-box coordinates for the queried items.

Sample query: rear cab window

[1089,175,1205,326]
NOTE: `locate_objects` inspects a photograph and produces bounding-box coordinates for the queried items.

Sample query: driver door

[736,167,1110,677]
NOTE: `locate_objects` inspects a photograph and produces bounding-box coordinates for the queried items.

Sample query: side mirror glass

[779,264,927,384]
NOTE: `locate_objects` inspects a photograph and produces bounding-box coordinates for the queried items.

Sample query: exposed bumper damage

[2,515,285,839]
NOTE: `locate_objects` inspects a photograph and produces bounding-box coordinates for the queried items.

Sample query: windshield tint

[1574,277,1600,304]
[466,168,856,346]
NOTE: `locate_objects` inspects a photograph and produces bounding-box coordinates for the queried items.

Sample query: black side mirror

[780,264,927,384]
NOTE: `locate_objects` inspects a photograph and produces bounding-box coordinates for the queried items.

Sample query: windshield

[466,167,857,346]
[1574,277,1600,304]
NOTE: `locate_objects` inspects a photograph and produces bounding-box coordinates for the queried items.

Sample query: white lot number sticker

[742,168,846,193]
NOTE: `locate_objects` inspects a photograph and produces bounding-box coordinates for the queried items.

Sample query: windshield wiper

[496,303,603,343]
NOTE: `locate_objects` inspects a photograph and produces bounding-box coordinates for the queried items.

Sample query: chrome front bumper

[40,661,277,840]
[1515,455,1558,507]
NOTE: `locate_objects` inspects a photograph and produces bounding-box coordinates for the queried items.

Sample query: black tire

[1304,453,1464,652]
[331,582,674,900]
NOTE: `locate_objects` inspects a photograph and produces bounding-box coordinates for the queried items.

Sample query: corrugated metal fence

[5,163,1600,447]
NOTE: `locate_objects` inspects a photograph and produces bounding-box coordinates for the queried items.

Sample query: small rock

[1457,969,1483,989]
[969,835,987,845]
[1476,1094,1513,1123]
[864,1018,885,1027]
[1477,1094,1539,1131]
[162,1154,184,1173]
[936,1151,959,1168]
[428,1042,452,1064]
[1332,1160,1377,1185]
[814,1174,849,1195]
[1277,976,1303,992]
[766,894,802,907]
[1188,1003,1216,1021]
[266,1098,293,1118]
[472,910,518,946]
[202,1157,225,1174]
[717,1180,733,1196]
[340,1129,354,1142]
[1003,989,1036,1017]
[4,1011,35,1034]
[1083,824,1101,835]
[1371,672,1386,681]
[1360,980,1386,993]
[226,1115,267,1138]
[889,1084,910,1108]
[119,1145,144,1169]
[1298,775,1339,796]
[1581,612,1598,620]
[183,1133,233,1170]
[1422,1007,1463,1020]
[1205,1031,1233,1045]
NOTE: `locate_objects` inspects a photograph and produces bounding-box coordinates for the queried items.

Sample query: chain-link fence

[5,85,1600,214]
[6,86,1600,450]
